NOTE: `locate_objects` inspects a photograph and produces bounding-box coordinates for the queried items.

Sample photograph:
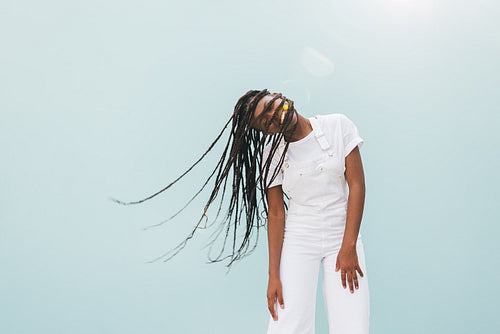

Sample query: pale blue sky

[1,0,499,333]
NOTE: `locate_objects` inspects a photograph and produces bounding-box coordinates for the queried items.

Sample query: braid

[109,88,298,273]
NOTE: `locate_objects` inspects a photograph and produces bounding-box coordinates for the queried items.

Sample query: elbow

[350,182,365,191]
[267,211,285,223]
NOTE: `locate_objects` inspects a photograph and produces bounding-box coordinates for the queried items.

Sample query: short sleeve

[339,114,364,158]
[261,144,283,189]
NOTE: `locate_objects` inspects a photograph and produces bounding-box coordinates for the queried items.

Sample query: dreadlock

[109,88,299,273]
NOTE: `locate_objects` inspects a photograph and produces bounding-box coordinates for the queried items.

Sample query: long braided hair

[110,88,299,271]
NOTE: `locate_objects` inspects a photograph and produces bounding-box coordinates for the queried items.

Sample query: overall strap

[276,115,334,167]
[310,116,334,156]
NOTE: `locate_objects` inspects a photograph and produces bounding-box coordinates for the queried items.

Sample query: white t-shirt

[261,113,364,189]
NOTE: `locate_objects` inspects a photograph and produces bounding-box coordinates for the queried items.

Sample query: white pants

[266,215,370,334]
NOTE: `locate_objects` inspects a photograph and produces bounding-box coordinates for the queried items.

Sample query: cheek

[287,110,296,124]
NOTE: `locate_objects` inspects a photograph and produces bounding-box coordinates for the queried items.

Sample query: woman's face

[251,93,296,135]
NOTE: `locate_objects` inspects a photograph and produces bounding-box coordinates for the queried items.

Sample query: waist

[287,199,347,217]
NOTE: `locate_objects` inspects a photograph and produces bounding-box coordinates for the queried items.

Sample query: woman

[255,91,370,334]
[110,88,369,334]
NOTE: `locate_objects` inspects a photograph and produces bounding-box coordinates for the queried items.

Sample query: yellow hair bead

[283,102,288,111]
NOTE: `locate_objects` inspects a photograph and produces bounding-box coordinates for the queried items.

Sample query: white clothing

[261,113,364,190]
[264,114,369,334]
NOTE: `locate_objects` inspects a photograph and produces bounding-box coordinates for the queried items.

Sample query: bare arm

[266,185,286,279]
[266,185,286,320]
[342,145,366,248]
[336,145,366,294]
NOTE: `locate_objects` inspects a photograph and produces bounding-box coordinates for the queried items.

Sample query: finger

[278,288,285,309]
[268,302,277,321]
[357,265,364,278]
[341,270,347,288]
[353,270,359,290]
[267,295,277,321]
[347,271,354,293]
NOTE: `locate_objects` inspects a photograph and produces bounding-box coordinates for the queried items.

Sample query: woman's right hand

[267,276,284,321]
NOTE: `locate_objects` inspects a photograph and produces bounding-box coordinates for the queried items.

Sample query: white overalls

[266,115,370,334]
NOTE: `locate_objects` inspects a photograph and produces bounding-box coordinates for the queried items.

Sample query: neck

[284,114,312,143]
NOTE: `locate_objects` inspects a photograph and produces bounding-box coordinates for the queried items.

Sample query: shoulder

[317,112,349,120]
[314,113,343,128]
[264,137,286,152]
[316,113,358,128]
[262,142,273,158]
[262,140,281,160]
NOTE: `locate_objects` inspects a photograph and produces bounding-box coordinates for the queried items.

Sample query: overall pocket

[282,157,328,210]
[315,155,346,208]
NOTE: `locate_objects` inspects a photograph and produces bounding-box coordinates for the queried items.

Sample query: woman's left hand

[335,245,364,293]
